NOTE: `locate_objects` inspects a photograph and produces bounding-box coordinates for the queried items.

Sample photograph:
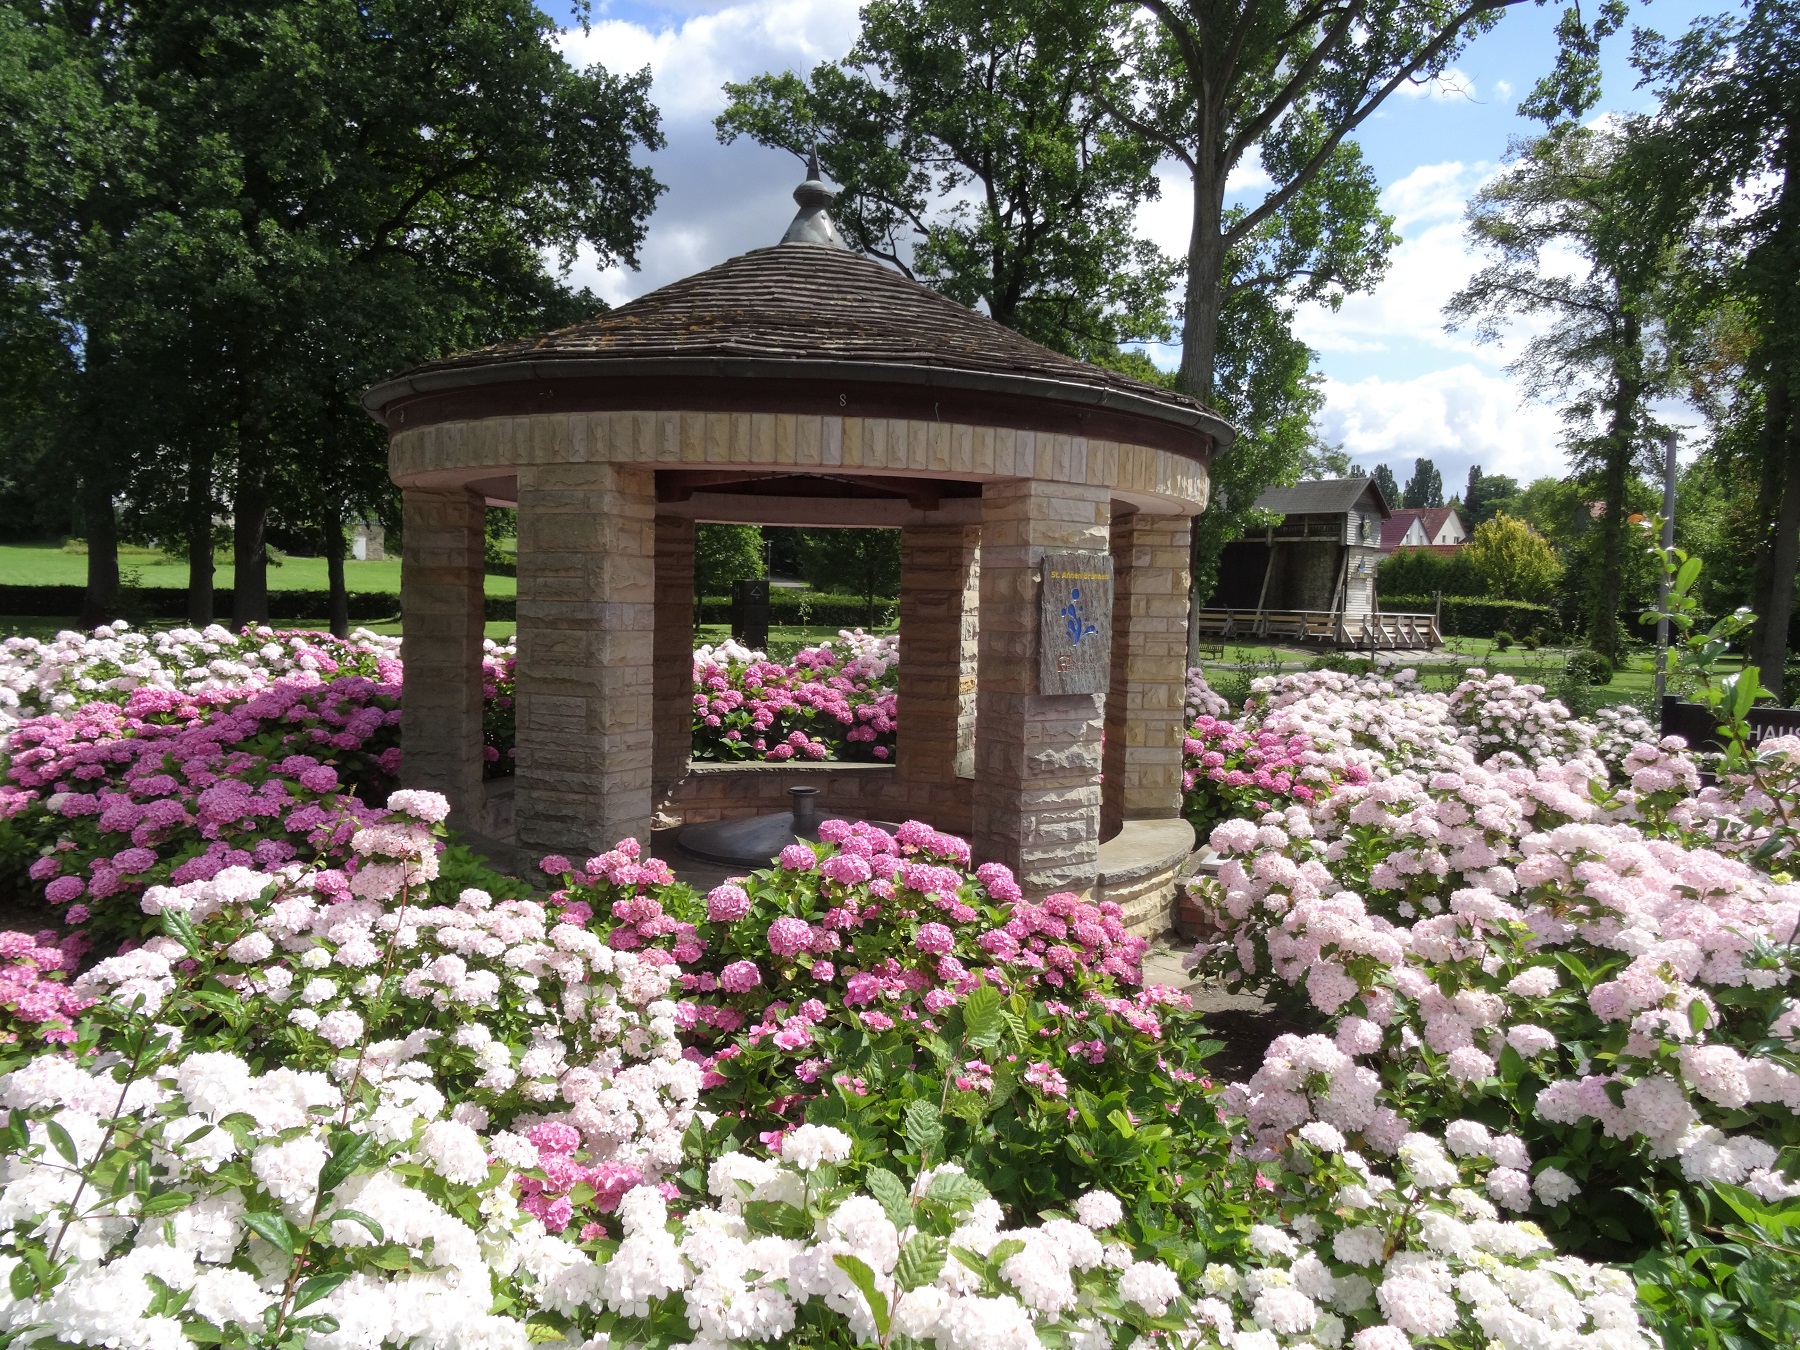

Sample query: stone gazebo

[363,167,1234,931]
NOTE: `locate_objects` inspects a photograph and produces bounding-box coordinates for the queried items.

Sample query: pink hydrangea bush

[1182,711,1372,834]
[0,785,1663,1350]
[1186,693,1800,1258]
[1217,666,1656,787]
[541,821,1233,1232]
[0,674,406,948]
[0,621,399,736]
[0,929,92,1051]
[689,631,898,763]
[480,636,517,776]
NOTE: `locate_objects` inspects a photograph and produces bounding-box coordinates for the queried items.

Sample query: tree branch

[1226,0,1520,244]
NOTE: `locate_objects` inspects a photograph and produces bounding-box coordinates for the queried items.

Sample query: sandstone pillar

[652,515,697,807]
[897,523,978,819]
[1102,512,1192,838]
[972,479,1110,896]
[513,463,656,859]
[399,486,487,830]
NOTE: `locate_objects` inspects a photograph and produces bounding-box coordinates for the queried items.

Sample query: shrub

[1466,512,1563,603]
[1569,648,1615,685]
[1494,630,1515,650]
[1379,594,1557,639]
[1377,547,1481,597]
[0,584,402,622]
[695,590,891,628]
[1181,666,1800,1323]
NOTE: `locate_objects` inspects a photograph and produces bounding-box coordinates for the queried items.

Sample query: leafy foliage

[716,0,1175,360]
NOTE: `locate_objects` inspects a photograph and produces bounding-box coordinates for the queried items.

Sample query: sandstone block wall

[513,463,656,858]
[971,479,1110,897]
[399,487,487,830]
[1102,513,1193,838]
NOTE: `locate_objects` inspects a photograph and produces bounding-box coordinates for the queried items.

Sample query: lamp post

[1654,428,1679,707]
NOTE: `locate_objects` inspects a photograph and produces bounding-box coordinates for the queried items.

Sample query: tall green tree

[1445,123,1679,660]
[716,0,1174,360]
[1402,457,1444,509]
[1464,465,1522,524]
[1,0,664,629]
[799,530,903,627]
[1112,0,1625,405]
[1636,0,1800,691]
[1370,462,1401,507]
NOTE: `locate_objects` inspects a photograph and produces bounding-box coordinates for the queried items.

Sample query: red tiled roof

[1380,507,1464,550]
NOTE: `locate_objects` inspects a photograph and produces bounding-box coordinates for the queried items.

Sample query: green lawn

[1192,636,1668,713]
[0,541,517,597]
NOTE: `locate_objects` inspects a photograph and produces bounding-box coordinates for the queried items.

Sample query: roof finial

[781,144,849,250]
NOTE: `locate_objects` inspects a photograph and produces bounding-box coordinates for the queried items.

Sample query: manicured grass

[0,541,518,597]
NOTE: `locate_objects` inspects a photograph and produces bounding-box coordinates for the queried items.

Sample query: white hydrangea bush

[108,805,700,1184]
[1176,1124,1657,1350]
[1232,668,1655,785]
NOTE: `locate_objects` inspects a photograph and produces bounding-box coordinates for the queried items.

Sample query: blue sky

[547,0,1718,494]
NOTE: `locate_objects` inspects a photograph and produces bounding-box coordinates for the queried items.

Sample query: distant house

[1380,506,1468,552]
[1209,477,1391,619]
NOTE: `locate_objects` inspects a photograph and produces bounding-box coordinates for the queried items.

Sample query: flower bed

[690,632,897,763]
[0,627,895,942]
[2,627,1795,1349]
[0,789,1667,1350]
[1181,666,1800,1346]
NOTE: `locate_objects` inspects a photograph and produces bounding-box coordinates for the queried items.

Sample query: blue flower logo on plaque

[1061,587,1097,645]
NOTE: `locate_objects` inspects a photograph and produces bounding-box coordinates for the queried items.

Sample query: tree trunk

[186,448,215,627]
[322,506,350,640]
[1749,112,1800,695]
[1591,309,1642,664]
[79,476,120,630]
[1177,163,1226,404]
[232,453,270,631]
[1753,381,1800,694]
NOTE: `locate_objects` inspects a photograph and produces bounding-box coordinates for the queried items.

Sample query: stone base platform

[1097,817,1195,935]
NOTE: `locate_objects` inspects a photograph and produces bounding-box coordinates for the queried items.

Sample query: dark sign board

[732,577,770,649]
[1039,552,1113,696]
[1660,696,1800,756]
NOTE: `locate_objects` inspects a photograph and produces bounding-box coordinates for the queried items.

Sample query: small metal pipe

[788,785,820,833]
[1656,429,1678,706]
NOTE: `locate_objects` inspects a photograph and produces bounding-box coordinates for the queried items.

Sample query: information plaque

[1038,552,1113,695]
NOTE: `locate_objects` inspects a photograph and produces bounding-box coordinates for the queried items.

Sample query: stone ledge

[1097,817,1195,937]
[683,760,896,777]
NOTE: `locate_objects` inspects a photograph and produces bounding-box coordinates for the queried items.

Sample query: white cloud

[1292,161,1494,357]
[1319,365,1566,487]
[1292,159,1589,362]
[559,0,858,117]
[554,0,861,302]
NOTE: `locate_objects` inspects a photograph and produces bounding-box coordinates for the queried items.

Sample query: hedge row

[1380,594,1558,639]
[695,592,894,627]
[0,585,895,631]
[0,585,404,623]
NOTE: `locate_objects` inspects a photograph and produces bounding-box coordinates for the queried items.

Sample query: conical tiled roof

[366,243,1232,452]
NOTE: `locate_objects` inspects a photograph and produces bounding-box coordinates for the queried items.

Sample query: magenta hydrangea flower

[706,883,751,923]
[719,960,763,993]
[767,917,814,959]
[914,921,955,956]
[43,876,84,904]
[777,843,817,871]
